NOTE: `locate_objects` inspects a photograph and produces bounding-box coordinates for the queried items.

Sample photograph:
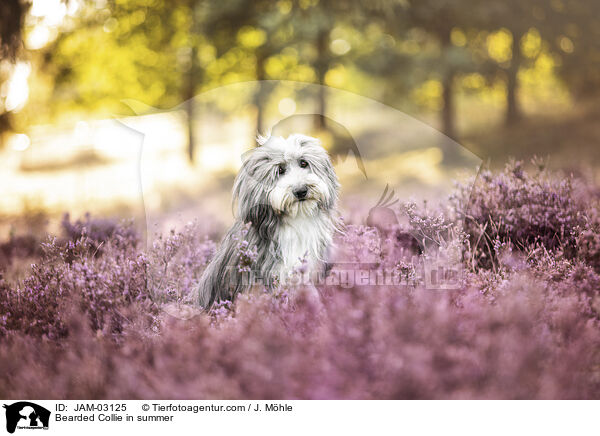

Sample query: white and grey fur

[197,133,340,308]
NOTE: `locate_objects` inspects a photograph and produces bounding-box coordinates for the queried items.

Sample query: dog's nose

[293,186,308,200]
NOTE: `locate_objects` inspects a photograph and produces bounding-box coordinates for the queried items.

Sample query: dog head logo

[3,402,50,434]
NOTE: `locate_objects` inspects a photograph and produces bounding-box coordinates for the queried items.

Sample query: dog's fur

[198,134,340,308]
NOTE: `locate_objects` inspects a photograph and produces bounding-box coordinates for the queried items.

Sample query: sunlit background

[1,0,599,233]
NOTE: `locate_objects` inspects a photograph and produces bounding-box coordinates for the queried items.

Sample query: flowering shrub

[0,163,599,399]
[578,209,600,272]
[147,222,215,304]
[455,160,588,270]
[61,212,140,256]
[0,217,153,339]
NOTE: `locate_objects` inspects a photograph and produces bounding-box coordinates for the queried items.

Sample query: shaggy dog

[198,134,340,308]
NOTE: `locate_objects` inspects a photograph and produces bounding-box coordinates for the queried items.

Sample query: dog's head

[233,134,339,223]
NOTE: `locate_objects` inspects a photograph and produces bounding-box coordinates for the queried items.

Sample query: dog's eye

[278,165,286,175]
[299,159,309,169]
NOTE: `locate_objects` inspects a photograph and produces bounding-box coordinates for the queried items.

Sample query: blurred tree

[205,0,294,135]
[47,0,298,159]
[543,0,600,100]
[0,0,29,139]
[401,0,548,133]
[291,0,356,130]
[183,0,202,162]
[481,1,543,126]
[404,0,478,139]
[47,1,188,113]
[0,0,27,59]
[353,3,414,107]
[27,0,600,159]
[47,0,216,162]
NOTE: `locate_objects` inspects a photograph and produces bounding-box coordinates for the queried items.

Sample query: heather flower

[454,159,587,269]
[146,221,216,304]
[0,165,600,399]
[0,218,153,339]
[578,209,600,272]
[61,212,139,252]
[233,222,258,273]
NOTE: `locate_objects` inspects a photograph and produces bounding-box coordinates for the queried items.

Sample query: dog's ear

[236,180,279,239]
[246,203,279,240]
[322,156,340,210]
[233,162,279,238]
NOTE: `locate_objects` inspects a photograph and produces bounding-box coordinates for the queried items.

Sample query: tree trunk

[316,83,327,130]
[185,68,196,163]
[254,51,266,135]
[439,28,456,140]
[314,29,329,131]
[441,70,456,139]
[184,0,200,163]
[505,31,522,126]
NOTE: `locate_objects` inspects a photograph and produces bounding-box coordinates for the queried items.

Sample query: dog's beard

[269,183,328,218]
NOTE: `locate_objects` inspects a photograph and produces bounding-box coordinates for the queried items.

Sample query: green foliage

[47,0,192,114]
[1,0,599,136]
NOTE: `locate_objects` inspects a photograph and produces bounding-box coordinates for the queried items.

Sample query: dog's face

[234,134,339,222]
